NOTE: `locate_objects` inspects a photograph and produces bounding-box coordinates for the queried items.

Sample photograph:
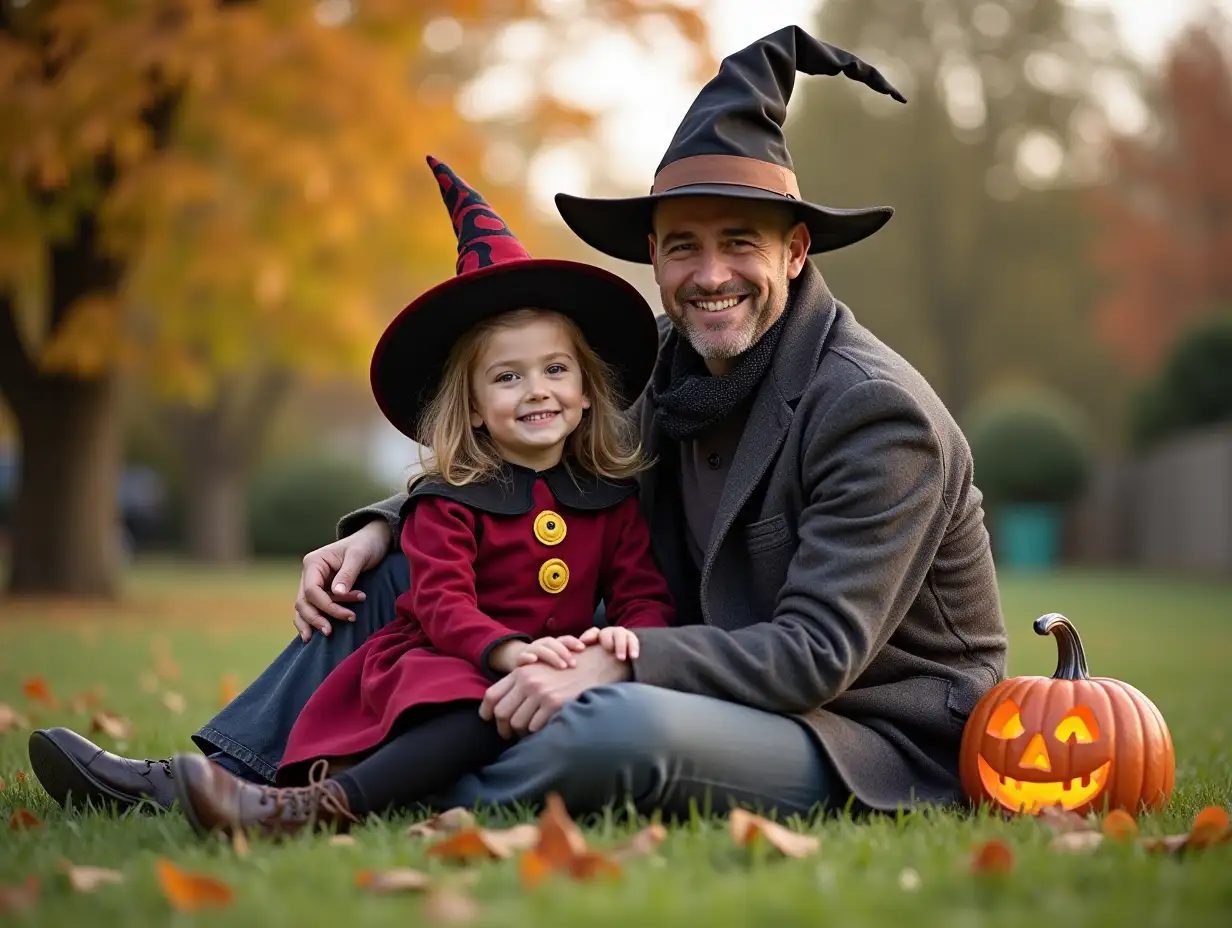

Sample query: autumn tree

[0,0,708,591]
[788,0,1138,426]
[1089,13,1232,376]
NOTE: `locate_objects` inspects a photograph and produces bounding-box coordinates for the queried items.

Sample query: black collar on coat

[403,459,637,517]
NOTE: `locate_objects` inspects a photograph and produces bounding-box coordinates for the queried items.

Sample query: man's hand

[293,519,391,642]
[479,645,632,739]
[578,626,640,661]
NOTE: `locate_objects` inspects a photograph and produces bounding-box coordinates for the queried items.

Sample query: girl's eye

[495,372,517,383]
[546,363,566,375]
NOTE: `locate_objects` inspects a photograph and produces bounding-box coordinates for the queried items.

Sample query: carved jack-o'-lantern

[960,613,1175,816]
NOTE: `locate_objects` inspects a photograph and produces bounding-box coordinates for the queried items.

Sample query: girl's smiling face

[469,312,591,471]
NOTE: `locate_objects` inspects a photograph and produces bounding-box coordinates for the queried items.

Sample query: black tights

[329,704,507,816]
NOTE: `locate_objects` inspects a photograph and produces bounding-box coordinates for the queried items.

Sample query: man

[29,27,1006,821]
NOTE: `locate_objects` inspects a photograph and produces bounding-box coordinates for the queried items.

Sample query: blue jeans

[192,553,847,818]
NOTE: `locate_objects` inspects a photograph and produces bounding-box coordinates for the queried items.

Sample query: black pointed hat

[555,26,906,264]
[370,157,659,442]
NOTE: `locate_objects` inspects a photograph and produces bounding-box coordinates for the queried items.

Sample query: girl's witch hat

[370,157,660,442]
[554,26,907,264]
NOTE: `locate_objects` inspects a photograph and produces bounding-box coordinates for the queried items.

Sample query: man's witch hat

[370,157,659,442]
[555,26,906,264]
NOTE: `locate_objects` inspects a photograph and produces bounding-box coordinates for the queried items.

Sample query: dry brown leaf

[355,868,432,893]
[0,876,40,915]
[970,839,1015,875]
[1141,805,1232,855]
[330,834,357,847]
[1050,831,1106,854]
[0,776,6,791]
[0,703,32,733]
[21,676,56,706]
[424,887,479,923]
[219,674,241,707]
[9,809,41,831]
[1037,805,1096,835]
[1101,809,1139,842]
[59,860,125,892]
[68,687,106,715]
[426,822,540,862]
[729,808,820,858]
[568,850,623,881]
[610,824,667,861]
[536,794,589,867]
[155,859,234,912]
[140,671,160,694]
[90,711,134,741]
[162,691,186,715]
[406,807,477,837]
[231,829,251,858]
[15,771,25,783]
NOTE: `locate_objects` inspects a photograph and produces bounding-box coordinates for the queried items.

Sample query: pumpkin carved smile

[960,613,1175,817]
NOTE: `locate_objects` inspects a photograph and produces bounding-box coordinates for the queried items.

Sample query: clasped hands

[481,627,636,739]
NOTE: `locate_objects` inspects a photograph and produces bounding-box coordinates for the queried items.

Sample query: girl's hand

[578,626,640,661]
[515,635,587,670]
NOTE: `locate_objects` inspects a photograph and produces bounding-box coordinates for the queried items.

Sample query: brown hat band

[651,154,801,199]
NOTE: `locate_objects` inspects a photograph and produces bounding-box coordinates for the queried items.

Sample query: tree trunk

[170,370,290,564]
[7,373,123,597]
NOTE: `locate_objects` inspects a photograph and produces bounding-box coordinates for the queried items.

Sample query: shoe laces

[141,759,173,777]
[259,759,357,826]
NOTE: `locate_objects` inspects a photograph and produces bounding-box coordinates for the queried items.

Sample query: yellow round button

[538,558,569,594]
[533,510,567,546]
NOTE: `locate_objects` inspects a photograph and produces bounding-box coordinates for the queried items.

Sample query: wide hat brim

[555,183,893,265]
[370,258,660,442]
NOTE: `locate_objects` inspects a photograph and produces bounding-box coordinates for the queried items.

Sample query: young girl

[170,157,674,838]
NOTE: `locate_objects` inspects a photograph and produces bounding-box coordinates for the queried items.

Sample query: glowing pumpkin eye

[985,699,1025,739]
[1054,706,1100,743]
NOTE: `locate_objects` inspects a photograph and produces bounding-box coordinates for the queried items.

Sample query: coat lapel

[699,262,837,622]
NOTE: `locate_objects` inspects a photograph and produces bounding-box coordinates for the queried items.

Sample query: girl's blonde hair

[412,308,647,488]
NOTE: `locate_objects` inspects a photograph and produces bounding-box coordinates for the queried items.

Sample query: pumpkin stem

[1034,613,1090,680]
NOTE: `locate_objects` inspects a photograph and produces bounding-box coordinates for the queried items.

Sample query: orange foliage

[1090,18,1232,374]
[0,0,710,399]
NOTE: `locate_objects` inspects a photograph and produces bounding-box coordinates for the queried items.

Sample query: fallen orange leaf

[406,807,477,837]
[355,868,432,893]
[15,771,25,783]
[21,676,56,706]
[0,776,6,791]
[90,711,134,741]
[68,687,106,715]
[1038,806,1096,835]
[536,794,588,867]
[1050,831,1105,854]
[517,849,552,890]
[1101,809,1139,841]
[1188,805,1230,848]
[426,824,538,862]
[219,674,241,707]
[970,839,1015,875]
[568,850,623,881]
[728,808,820,858]
[162,691,186,715]
[0,703,31,733]
[9,809,41,831]
[59,860,125,892]
[0,876,40,915]
[156,655,181,681]
[155,859,234,912]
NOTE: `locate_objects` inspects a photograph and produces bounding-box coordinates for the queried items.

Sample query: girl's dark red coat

[278,462,674,778]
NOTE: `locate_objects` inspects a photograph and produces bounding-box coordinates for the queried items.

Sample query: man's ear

[647,233,659,277]
[786,221,810,280]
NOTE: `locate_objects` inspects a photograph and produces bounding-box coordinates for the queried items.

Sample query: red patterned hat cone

[370,156,659,442]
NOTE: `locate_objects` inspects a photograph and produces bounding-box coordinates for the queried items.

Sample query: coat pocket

[743,513,792,555]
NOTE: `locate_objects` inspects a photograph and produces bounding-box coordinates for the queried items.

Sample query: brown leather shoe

[171,754,358,839]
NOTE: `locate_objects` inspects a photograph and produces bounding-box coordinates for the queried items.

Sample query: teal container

[995,503,1063,570]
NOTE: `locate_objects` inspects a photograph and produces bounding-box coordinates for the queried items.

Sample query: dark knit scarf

[650,294,793,441]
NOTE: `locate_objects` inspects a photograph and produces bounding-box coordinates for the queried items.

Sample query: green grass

[2,563,1230,926]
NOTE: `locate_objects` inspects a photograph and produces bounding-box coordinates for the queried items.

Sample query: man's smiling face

[648,195,810,374]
